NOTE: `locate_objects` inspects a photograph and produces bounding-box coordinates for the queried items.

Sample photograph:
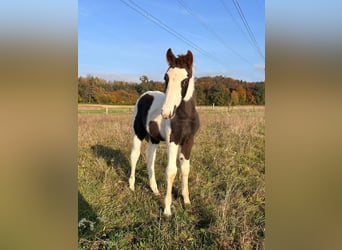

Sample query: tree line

[78,75,264,106]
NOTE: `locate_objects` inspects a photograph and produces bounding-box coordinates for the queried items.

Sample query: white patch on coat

[129,135,141,191]
[164,142,179,216]
[179,152,190,204]
[146,142,159,195]
[183,73,194,101]
[141,91,170,141]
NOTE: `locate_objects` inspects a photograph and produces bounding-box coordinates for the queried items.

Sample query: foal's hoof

[129,183,135,191]
[164,211,172,217]
[184,199,191,205]
[128,178,135,191]
[164,208,172,218]
[184,203,191,211]
[164,207,171,217]
[151,188,160,196]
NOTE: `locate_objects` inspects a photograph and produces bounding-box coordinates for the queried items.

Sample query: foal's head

[161,48,194,119]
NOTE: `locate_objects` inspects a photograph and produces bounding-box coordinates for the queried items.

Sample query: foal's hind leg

[146,142,160,195]
[129,135,141,191]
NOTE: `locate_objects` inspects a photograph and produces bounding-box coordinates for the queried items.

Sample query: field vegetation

[78,106,265,249]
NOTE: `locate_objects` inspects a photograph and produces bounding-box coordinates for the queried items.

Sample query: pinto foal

[129,48,200,216]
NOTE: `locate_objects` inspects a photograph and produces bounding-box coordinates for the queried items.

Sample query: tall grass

[78,107,265,249]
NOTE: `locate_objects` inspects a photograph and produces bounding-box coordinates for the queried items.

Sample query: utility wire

[119,0,226,67]
[219,0,255,52]
[232,0,264,58]
[231,0,264,59]
[176,0,253,66]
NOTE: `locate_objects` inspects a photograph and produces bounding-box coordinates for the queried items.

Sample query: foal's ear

[166,48,176,66]
[186,50,193,67]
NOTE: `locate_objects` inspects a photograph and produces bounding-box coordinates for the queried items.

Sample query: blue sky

[79,0,264,82]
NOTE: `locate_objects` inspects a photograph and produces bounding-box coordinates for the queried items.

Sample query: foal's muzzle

[161,105,176,119]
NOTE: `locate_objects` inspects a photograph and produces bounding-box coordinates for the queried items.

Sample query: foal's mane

[171,54,190,68]
[166,48,193,77]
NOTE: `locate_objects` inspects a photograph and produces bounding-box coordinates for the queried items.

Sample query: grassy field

[78,105,265,249]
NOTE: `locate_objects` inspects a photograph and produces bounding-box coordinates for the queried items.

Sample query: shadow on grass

[78,191,98,240]
[91,144,130,175]
[194,203,216,229]
[78,191,97,221]
[90,144,149,187]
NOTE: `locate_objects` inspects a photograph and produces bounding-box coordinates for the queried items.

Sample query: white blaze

[161,67,188,119]
[183,74,194,101]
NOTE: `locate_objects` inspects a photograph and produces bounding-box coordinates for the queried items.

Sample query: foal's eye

[181,79,189,87]
[164,74,169,83]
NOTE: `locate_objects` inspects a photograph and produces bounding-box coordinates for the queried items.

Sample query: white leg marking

[164,142,179,216]
[179,153,191,204]
[129,135,141,191]
[146,142,160,195]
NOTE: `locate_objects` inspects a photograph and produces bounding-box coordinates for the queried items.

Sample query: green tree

[253,82,265,105]
[139,75,154,93]
[195,83,206,105]
[78,76,99,103]
[139,75,149,83]
[208,82,226,106]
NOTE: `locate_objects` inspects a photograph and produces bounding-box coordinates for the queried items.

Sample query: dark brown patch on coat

[180,136,194,160]
[148,121,165,144]
[133,94,154,141]
[170,95,200,160]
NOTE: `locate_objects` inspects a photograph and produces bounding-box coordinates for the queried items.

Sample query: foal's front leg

[164,142,178,216]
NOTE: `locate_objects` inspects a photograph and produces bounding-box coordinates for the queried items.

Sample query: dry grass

[78,106,265,249]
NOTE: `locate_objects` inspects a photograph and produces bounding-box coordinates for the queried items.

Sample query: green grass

[78,107,265,249]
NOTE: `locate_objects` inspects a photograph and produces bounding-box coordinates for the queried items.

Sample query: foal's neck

[176,96,197,119]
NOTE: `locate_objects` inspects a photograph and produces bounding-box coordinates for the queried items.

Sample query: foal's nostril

[161,110,168,119]
[169,105,176,119]
[161,107,176,119]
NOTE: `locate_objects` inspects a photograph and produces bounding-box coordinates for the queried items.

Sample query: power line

[219,0,255,52]
[176,0,253,66]
[119,0,226,67]
[232,0,264,59]
[231,0,264,59]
